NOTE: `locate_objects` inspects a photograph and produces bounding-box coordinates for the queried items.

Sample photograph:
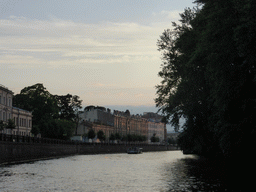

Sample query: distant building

[0,84,33,136]
[75,106,115,141]
[74,105,166,143]
[142,112,166,142]
[114,110,148,138]
[82,105,114,126]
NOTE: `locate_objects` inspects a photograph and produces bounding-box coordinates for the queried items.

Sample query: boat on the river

[127,147,143,154]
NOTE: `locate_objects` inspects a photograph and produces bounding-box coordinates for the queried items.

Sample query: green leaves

[150,134,160,143]
[54,94,82,122]
[88,129,96,139]
[156,0,256,158]
[97,130,106,142]
[0,120,6,131]
[6,119,16,129]
[13,83,82,140]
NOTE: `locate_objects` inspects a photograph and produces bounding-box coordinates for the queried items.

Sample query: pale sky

[1,0,195,110]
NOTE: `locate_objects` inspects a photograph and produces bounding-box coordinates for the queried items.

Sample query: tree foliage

[87,129,96,139]
[13,84,59,126]
[97,130,106,142]
[109,133,116,141]
[0,120,15,131]
[13,83,82,139]
[115,133,121,140]
[125,134,147,142]
[54,94,82,121]
[0,120,5,131]
[150,133,160,143]
[156,0,256,158]
[39,119,75,140]
[6,119,16,129]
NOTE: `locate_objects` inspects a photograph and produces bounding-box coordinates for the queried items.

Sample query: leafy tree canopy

[156,0,256,158]
[6,119,16,129]
[13,83,82,139]
[87,129,96,139]
[97,130,106,142]
[0,120,5,131]
[54,94,82,122]
[109,133,116,141]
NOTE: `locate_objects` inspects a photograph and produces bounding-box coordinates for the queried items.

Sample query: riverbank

[0,134,178,165]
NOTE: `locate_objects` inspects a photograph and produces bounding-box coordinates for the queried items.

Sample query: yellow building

[74,105,166,143]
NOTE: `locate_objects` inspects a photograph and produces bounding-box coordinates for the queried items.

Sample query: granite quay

[0,133,178,165]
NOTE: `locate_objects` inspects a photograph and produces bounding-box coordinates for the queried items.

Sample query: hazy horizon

[1,0,195,107]
[1,0,195,132]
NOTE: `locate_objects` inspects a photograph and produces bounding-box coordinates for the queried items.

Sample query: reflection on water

[0,151,240,191]
[164,156,232,191]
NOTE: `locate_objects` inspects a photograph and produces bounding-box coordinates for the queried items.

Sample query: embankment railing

[0,133,170,147]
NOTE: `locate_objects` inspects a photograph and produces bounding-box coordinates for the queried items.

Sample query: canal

[0,151,240,191]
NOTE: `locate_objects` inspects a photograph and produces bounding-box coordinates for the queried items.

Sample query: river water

[0,151,240,191]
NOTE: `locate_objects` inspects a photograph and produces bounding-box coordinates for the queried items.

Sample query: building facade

[142,112,167,142]
[82,105,114,126]
[0,84,32,135]
[75,105,167,143]
[75,106,115,141]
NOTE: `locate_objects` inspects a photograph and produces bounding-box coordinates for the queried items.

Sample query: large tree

[54,94,82,136]
[88,129,96,141]
[13,84,59,135]
[97,130,106,142]
[13,83,82,139]
[156,0,256,158]
[54,94,82,122]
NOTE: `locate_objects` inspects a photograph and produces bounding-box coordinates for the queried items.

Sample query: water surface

[0,151,237,191]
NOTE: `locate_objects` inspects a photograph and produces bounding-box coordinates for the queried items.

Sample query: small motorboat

[127,147,143,154]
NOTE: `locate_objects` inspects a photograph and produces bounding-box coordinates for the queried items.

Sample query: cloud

[160,10,181,20]
[0,11,182,106]
[91,83,117,88]
[0,16,165,75]
[81,87,156,106]
[0,15,164,70]
[151,9,182,28]
[0,54,45,68]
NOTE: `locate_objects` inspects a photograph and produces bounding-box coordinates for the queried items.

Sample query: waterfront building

[75,105,166,143]
[82,105,114,126]
[0,84,33,136]
[113,110,149,139]
[142,112,167,143]
[75,106,115,141]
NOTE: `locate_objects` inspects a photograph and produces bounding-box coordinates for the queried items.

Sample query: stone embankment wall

[0,133,178,165]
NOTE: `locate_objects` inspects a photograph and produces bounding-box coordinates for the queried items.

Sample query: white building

[79,106,114,126]
[73,106,115,141]
[0,84,32,136]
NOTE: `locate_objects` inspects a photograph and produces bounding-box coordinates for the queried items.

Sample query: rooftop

[12,107,32,114]
[0,84,14,94]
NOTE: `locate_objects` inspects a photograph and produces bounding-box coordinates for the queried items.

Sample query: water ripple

[0,151,238,191]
